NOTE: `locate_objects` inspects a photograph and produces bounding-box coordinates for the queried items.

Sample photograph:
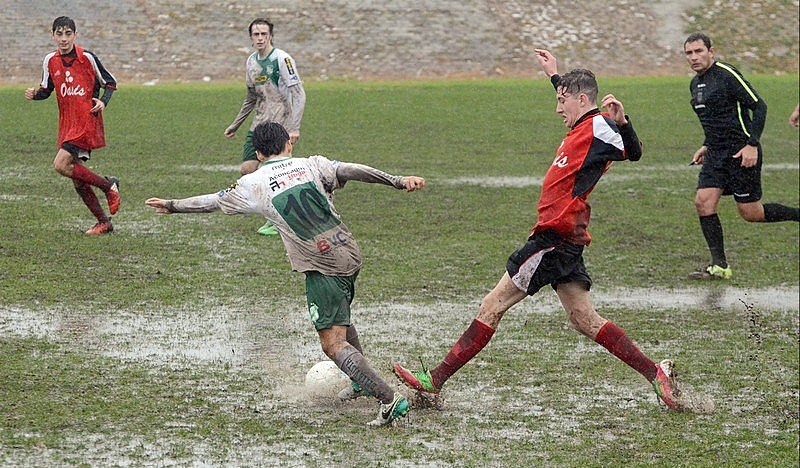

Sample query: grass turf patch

[0,76,797,464]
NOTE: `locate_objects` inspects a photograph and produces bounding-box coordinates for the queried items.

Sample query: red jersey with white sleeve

[532,108,642,246]
[36,45,117,150]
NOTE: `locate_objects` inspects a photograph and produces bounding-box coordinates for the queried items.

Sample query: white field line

[441,163,800,188]
[178,164,241,173]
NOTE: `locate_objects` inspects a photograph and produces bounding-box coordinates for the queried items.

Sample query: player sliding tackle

[394,49,686,411]
[146,121,425,427]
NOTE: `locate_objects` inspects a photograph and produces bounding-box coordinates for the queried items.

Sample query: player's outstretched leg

[594,321,685,410]
[338,325,372,400]
[334,346,410,426]
[392,364,440,394]
[394,318,495,393]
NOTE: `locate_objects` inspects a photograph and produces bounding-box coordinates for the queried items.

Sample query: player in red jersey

[25,16,120,235]
[393,49,684,410]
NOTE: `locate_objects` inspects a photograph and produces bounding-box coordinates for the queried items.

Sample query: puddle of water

[1,285,795,370]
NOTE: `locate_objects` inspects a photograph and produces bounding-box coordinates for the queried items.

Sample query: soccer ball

[304,360,349,397]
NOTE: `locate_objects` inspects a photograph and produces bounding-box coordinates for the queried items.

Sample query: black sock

[763,203,800,222]
[699,214,727,268]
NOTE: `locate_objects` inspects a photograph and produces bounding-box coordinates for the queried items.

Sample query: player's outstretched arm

[145,193,223,214]
[334,161,425,192]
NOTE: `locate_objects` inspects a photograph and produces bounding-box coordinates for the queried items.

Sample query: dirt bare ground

[2,0,797,85]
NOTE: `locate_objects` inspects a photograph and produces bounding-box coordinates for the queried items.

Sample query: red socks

[428,320,656,388]
[71,164,111,192]
[595,321,656,382]
[73,180,108,222]
[431,319,495,387]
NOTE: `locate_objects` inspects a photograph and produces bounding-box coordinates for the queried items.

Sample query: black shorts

[61,141,92,161]
[506,229,592,296]
[698,145,762,203]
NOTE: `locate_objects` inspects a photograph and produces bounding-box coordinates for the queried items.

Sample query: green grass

[0,76,798,465]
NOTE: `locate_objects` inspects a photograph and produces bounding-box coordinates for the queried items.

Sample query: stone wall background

[2,0,797,85]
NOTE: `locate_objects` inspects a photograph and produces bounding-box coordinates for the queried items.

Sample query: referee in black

[683,32,799,280]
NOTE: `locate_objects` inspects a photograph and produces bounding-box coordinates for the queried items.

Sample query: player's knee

[694,198,712,214]
[319,341,339,360]
[53,161,70,177]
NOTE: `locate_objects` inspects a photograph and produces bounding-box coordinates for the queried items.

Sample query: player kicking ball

[146,121,425,426]
[393,49,686,411]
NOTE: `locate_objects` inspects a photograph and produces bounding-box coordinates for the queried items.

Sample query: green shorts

[305,271,359,331]
[242,130,258,162]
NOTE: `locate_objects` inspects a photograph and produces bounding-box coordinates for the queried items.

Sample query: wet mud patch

[0,284,796,464]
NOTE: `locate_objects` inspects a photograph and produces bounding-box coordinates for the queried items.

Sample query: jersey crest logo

[695,83,706,103]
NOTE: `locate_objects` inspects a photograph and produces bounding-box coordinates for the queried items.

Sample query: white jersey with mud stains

[168,156,407,276]
[226,47,305,134]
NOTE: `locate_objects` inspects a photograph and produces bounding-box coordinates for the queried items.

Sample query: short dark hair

[249,17,274,36]
[684,32,712,49]
[556,69,598,103]
[253,122,289,157]
[52,16,76,33]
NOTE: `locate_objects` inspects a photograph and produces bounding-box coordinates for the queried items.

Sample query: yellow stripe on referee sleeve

[715,62,759,102]
[736,103,751,137]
